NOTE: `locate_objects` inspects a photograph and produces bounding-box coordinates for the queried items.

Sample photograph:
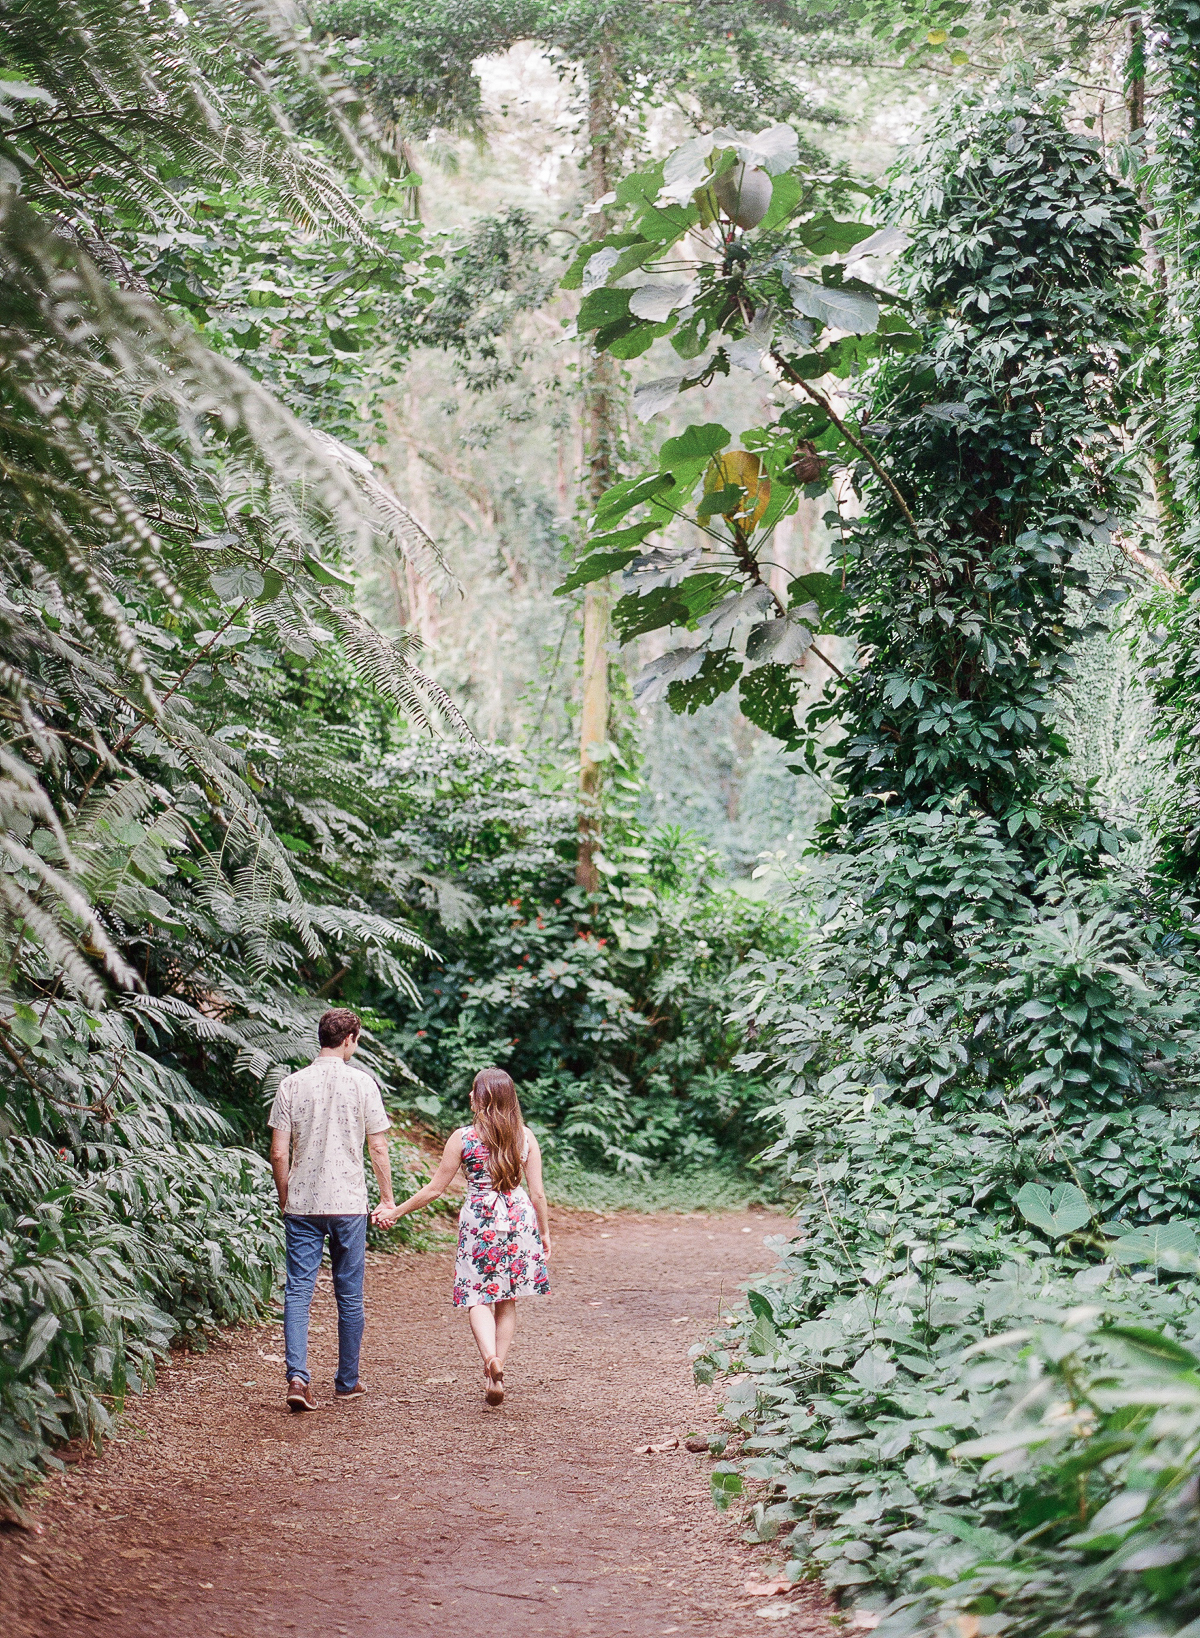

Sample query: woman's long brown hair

[471,1067,525,1192]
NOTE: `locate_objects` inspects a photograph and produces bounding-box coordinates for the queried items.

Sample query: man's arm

[269,1127,290,1213]
[367,1130,394,1211]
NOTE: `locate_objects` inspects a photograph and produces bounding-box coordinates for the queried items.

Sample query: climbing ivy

[816,78,1143,848]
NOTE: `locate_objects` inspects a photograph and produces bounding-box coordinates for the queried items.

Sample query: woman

[373,1067,550,1405]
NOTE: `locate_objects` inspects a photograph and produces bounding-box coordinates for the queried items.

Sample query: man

[268,1008,394,1411]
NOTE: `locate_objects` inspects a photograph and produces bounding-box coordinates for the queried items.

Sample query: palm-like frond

[0,0,465,1507]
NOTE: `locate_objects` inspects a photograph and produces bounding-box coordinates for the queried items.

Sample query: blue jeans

[283,1214,367,1394]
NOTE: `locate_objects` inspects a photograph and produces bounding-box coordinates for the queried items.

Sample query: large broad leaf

[704,450,770,532]
[1110,1222,1200,1270]
[666,649,742,714]
[587,520,662,554]
[759,171,803,233]
[592,471,675,531]
[788,570,846,615]
[850,1347,898,1393]
[561,231,642,291]
[739,665,801,743]
[658,134,717,203]
[660,422,730,474]
[613,574,727,643]
[785,272,879,335]
[19,1309,60,1371]
[846,225,912,264]
[556,550,641,596]
[210,565,265,603]
[745,604,819,667]
[633,375,684,421]
[628,279,696,322]
[578,286,632,332]
[712,122,800,176]
[608,318,674,360]
[631,644,708,705]
[580,245,623,292]
[1013,1182,1092,1238]
[796,213,879,256]
[658,422,731,496]
[699,584,777,640]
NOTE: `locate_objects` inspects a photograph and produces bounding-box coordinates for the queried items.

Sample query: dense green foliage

[10,22,1200,1638]
[818,83,1141,841]
[360,742,799,1173]
[634,76,1200,1638]
[0,0,462,1511]
[316,0,834,139]
[1138,0,1200,891]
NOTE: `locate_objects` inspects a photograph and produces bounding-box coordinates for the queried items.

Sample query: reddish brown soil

[1,1209,834,1637]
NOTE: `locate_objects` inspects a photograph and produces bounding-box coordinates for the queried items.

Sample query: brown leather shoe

[335,1382,367,1401]
[286,1377,316,1412]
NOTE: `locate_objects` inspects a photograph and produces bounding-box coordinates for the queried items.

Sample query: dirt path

[1,1209,833,1637]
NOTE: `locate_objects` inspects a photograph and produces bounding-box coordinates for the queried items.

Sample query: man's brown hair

[318,1008,361,1048]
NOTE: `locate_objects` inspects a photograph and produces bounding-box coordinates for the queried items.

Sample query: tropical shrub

[276,733,806,1176]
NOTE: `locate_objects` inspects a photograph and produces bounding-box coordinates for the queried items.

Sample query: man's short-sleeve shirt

[268,1058,390,1216]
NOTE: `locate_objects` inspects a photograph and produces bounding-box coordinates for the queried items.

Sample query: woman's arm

[522,1128,551,1259]
[372,1130,463,1227]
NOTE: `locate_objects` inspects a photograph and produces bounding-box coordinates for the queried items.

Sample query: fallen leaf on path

[757,1611,792,1623]
[638,1437,680,1454]
[600,1233,613,1238]
[257,1350,285,1363]
[422,1376,457,1385]
[850,1616,881,1631]
[744,1580,790,1597]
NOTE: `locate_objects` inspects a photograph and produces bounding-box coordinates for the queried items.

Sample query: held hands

[372,1201,401,1228]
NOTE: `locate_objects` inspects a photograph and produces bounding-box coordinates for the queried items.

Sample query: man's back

[269,1058,389,1216]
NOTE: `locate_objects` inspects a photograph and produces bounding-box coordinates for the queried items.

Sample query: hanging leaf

[739,665,802,743]
[745,604,818,667]
[19,1310,60,1371]
[784,272,879,335]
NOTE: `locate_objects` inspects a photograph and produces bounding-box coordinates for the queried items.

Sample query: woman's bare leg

[468,1303,498,1366]
[493,1300,517,1371]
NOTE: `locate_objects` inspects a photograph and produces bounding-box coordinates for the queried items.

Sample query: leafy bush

[699,1222,1200,1635]
[351,740,804,1176]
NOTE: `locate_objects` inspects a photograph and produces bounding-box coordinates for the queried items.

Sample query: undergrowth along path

[1,1209,833,1637]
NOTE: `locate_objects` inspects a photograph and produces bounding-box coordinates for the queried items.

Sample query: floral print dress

[453,1125,550,1309]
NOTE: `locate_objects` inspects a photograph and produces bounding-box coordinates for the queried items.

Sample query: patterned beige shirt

[268,1058,390,1216]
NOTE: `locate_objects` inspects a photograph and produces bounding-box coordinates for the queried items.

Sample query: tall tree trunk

[577,50,618,892]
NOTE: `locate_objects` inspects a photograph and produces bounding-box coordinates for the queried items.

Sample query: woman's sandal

[484,1356,505,1407]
